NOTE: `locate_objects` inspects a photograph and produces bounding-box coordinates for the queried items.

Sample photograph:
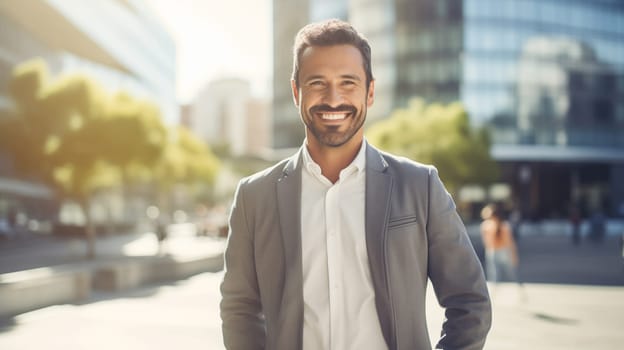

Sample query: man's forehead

[299,44,365,73]
[300,44,362,59]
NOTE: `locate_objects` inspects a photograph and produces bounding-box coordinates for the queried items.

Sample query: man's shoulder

[374,148,436,176]
[239,156,293,188]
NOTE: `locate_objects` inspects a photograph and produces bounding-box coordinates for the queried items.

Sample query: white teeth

[321,113,347,120]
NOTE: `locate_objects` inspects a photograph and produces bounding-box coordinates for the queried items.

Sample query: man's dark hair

[292,19,373,89]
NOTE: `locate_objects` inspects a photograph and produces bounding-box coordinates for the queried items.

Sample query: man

[221,19,491,350]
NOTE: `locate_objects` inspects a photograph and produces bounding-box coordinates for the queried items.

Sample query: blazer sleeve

[220,180,266,349]
[426,168,492,350]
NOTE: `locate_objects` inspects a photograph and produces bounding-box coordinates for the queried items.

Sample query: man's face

[292,44,374,148]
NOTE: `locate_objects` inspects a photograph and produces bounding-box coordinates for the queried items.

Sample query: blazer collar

[276,147,304,348]
[364,143,395,349]
[281,146,303,179]
[365,141,389,173]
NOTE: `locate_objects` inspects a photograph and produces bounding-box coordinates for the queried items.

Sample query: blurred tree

[0,59,54,181]
[0,58,173,258]
[154,126,220,192]
[97,92,168,223]
[366,98,498,196]
[103,92,167,179]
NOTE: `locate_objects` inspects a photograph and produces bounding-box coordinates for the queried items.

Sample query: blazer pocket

[387,215,418,230]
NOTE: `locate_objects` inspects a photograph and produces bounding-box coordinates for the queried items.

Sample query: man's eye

[310,81,323,86]
[342,80,355,85]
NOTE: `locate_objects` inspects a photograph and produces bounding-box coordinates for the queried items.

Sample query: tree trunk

[79,197,96,259]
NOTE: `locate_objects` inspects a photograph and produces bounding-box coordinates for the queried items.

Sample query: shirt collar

[351,138,367,174]
[301,138,367,176]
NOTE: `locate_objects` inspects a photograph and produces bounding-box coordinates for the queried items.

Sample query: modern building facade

[0,0,177,124]
[459,0,624,219]
[191,78,271,157]
[0,0,177,226]
[273,0,624,218]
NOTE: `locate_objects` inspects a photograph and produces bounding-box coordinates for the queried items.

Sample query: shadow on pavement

[468,233,624,286]
[531,312,579,325]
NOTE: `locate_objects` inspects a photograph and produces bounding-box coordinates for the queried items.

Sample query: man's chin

[316,133,354,148]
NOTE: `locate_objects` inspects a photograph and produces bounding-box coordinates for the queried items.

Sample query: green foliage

[0,58,168,198]
[8,58,48,109]
[154,126,221,190]
[99,92,167,175]
[1,58,221,201]
[366,98,498,194]
[0,58,222,257]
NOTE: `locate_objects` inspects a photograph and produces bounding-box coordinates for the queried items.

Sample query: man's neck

[306,136,363,184]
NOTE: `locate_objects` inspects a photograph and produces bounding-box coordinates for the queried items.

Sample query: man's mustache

[309,104,357,114]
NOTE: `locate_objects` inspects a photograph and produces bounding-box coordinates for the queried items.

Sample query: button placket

[325,181,343,349]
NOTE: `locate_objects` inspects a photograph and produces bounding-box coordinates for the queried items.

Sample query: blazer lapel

[276,149,304,349]
[365,144,395,349]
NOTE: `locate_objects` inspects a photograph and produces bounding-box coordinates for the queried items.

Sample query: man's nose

[322,85,344,107]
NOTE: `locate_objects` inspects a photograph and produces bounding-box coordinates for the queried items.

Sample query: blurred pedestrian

[589,209,606,243]
[7,207,17,231]
[220,19,491,350]
[480,204,521,286]
[509,207,522,241]
[569,205,582,245]
[155,218,167,255]
[146,205,168,255]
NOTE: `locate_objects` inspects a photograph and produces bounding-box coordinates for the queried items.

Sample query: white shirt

[300,140,388,350]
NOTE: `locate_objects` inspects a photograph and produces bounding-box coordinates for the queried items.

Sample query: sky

[147,0,273,104]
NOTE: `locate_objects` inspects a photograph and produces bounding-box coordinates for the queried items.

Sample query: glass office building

[0,0,176,124]
[274,0,624,218]
[460,0,624,218]
[0,0,176,225]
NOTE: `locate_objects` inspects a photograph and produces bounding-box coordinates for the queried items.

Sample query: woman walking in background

[480,204,521,288]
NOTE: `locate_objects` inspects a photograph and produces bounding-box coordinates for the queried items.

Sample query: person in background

[509,207,522,242]
[480,204,521,287]
[569,205,582,245]
[589,209,606,243]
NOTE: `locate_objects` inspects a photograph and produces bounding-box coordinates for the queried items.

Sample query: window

[568,71,585,90]
[593,99,613,124]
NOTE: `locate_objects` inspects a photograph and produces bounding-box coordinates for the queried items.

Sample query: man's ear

[367,79,375,107]
[291,80,299,106]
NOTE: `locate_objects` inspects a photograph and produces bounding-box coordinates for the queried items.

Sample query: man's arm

[426,168,492,350]
[220,181,266,349]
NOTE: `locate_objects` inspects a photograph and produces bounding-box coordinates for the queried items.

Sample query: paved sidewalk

[427,282,624,349]
[0,223,225,274]
[0,223,226,317]
[1,272,622,350]
[1,222,623,349]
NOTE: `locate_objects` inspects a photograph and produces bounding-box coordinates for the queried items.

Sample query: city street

[0,271,623,350]
[0,225,623,349]
[0,223,225,274]
[1,2,623,349]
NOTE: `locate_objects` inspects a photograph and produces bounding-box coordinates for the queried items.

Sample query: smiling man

[220,19,491,350]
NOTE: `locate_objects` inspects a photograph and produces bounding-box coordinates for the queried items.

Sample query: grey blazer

[220,143,491,350]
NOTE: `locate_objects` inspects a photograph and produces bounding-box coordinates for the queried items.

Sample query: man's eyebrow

[304,75,325,82]
[341,74,361,81]
[304,74,362,82]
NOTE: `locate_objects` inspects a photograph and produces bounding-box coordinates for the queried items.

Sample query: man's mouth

[320,112,349,120]
[310,105,356,121]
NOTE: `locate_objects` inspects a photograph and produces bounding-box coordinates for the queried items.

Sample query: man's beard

[304,103,366,147]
